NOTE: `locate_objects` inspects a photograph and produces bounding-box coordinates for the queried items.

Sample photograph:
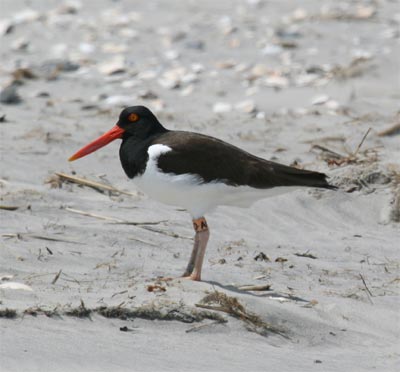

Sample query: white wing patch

[147,144,172,160]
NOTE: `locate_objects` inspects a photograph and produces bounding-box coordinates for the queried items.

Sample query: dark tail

[273,165,337,190]
[249,159,337,190]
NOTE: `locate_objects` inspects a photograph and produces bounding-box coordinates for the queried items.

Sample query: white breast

[133,144,298,218]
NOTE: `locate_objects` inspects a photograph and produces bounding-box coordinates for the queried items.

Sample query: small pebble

[11,37,29,51]
[185,40,205,50]
[98,56,126,75]
[0,19,14,35]
[235,100,256,114]
[103,95,135,107]
[311,94,330,105]
[265,75,289,88]
[213,102,232,113]
[0,84,22,104]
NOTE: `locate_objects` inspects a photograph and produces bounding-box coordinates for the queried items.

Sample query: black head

[68,105,167,162]
[117,106,167,139]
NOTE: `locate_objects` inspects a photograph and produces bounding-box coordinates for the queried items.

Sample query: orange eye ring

[128,113,139,122]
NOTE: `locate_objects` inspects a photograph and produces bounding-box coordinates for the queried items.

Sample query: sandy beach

[1,1,399,371]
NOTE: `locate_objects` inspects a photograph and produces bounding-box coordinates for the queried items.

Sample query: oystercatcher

[69,106,336,281]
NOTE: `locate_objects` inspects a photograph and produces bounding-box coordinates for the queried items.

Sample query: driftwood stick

[55,172,137,196]
[236,284,271,291]
[65,207,191,239]
[65,207,167,226]
[311,144,345,159]
[0,205,19,211]
[65,207,125,222]
[195,304,231,314]
[140,226,193,240]
[377,122,400,137]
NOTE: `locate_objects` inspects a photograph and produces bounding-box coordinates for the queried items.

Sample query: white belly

[133,144,298,218]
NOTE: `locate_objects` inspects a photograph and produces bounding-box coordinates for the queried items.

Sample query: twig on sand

[127,236,158,246]
[1,232,83,245]
[65,207,125,222]
[65,207,191,240]
[294,251,317,259]
[236,284,271,291]
[377,122,400,137]
[139,225,193,240]
[359,273,374,304]
[111,290,128,298]
[52,172,137,196]
[65,207,166,225]
[51,269,62,285]
[185,321,222,333]
[0,205,19,211]
[353,128,371,157]
[310,144,345,159]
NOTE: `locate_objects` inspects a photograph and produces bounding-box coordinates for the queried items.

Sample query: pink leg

[182,236,199,277]
[182,217,210,281]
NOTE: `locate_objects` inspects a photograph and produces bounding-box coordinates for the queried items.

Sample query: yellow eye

[128,113,139,122]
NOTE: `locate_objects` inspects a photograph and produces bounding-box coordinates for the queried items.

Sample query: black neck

[119,131,166,179]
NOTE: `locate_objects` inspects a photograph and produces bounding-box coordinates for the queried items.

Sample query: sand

[1,1,399,371]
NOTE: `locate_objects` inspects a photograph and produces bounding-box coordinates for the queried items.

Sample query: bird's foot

[181,273,201,281]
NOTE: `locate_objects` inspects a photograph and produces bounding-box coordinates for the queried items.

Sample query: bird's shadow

[203,280,310,303]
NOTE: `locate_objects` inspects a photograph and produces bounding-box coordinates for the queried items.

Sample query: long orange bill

[69,124,125,161]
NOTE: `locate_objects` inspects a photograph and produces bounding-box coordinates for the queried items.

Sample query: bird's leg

[182,233,199,277]
[182,217,209,281]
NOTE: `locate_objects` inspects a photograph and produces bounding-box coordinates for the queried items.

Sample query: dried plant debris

[147,284,166,292]
[64,300,92,318]
[294,251,317,259]
[331,164,394,193]
[329,57,374,80]
[0,205,19,211]
[47,172,136,196]
[23,306,60,318]
[254,252,270,262]
[196,291,287,338]
[0,308,18,319]
[311,128,377,167]
[3,303,226,324]
[378,114,400,137]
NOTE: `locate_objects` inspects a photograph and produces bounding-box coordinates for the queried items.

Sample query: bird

[69,105,336,281]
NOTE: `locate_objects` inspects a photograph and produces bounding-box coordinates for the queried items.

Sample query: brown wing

[154,131,335,189]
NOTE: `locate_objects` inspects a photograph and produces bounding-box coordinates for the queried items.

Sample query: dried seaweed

[65,300,92,318]
[196,291,287,337]
[0,308,17,319]
[311,127,375,167]
[3,303,226,324]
